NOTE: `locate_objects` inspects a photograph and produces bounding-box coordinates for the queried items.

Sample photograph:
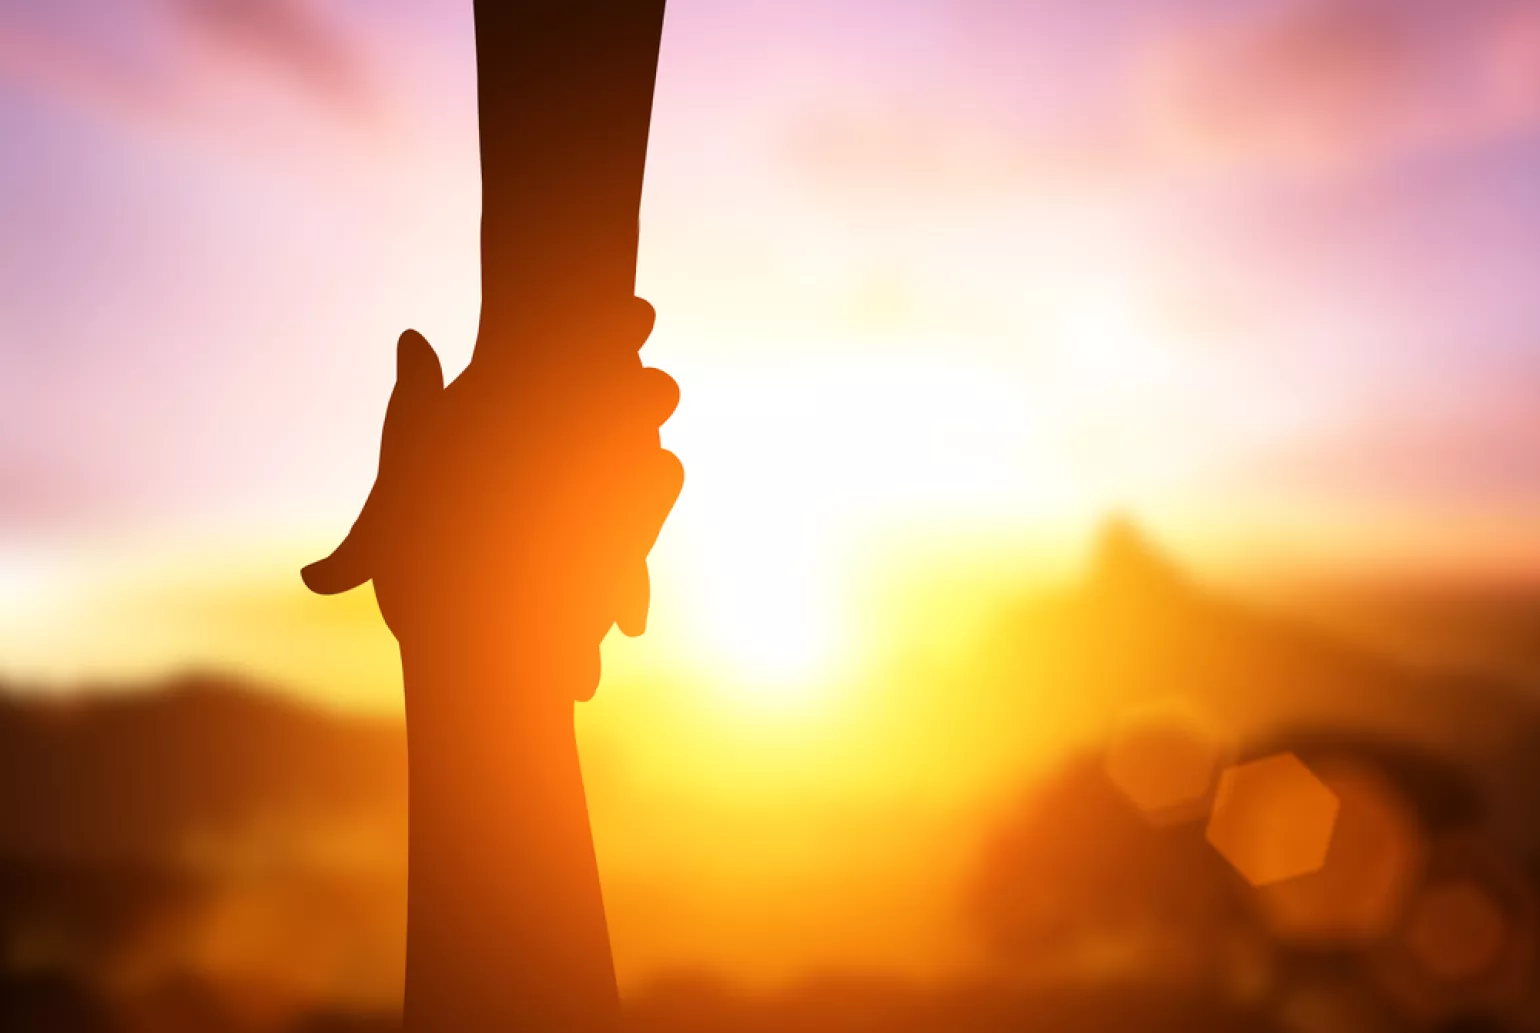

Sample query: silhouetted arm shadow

[300,3,679,1031]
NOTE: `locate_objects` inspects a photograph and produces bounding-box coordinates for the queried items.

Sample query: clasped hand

[302,298,683,701]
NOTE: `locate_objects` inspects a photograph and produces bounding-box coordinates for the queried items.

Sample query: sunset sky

[5,0,1540,707]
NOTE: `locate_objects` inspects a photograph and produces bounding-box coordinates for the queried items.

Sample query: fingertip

[573,647,602,703]
[628,297,657,349]
[625,450,684,561]
[640,367,680,425]
[396,329,444,391]
[301,553,370,596]
[657,448,684,499]
[300,560,333,594]
[615,562,650,637]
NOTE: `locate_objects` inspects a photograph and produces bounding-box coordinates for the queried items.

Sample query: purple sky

[4,0,1540,575]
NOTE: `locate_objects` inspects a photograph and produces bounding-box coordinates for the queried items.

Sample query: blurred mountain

[1086,513,1189,600]
[0,674,404,863]
[988,515,1540,849]
[0,677,408,1028]
[1281,580,1540,696]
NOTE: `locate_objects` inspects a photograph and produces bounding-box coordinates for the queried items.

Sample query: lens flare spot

[1206,752,1340,887]
[1256,759,1426,945]
[1407,879,1510,983]
[1104,697,1233,822]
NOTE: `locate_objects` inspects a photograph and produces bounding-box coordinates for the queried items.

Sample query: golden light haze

[8,0,1540,1011]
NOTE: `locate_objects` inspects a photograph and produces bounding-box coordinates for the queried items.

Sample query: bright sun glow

[1052,291,1177,391]
[1,289,1241,711]
[669,504,844,702]
[657,348,1067,702]
[700,571,838,700]
[652,311,1197,703]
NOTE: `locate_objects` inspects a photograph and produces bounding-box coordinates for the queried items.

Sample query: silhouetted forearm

[400,643,619,1032]
[473,0,666,342]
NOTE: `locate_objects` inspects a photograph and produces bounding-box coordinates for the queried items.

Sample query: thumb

[395,328,443,396]
[381,329,443,452]
[301,329,443,596]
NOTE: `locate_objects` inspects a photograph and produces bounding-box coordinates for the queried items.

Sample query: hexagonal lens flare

[1255,759,1426,944]
[1104,697,1234,822]
[1205,752,1340,887]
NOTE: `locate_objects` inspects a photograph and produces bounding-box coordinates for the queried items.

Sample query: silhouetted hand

[300,298,682,701]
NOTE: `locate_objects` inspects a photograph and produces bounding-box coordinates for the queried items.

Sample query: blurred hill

[979,517,1540,850]
[0,679,407,1032]
[1278,580,1540,697]
[0,676,404,863]
[6,519,1540,1030]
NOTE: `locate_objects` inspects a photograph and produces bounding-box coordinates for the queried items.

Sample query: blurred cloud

[1136,0,1540,177]
[0,0,382,139]
[781,0,1540,202]
[0,458,105,532]
[167,0,370,112]
[0,8,177,126]
[780,96,1137,206]
[5,0,1540,585]
[1227,371,1540,508]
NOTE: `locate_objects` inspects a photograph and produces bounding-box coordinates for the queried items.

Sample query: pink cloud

[0,14,182,127]
[0,0,383,140]
[1135,0,1540,177]
[167,0,371,112]
[777,0,1540,205]
[777,92,1143,210]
